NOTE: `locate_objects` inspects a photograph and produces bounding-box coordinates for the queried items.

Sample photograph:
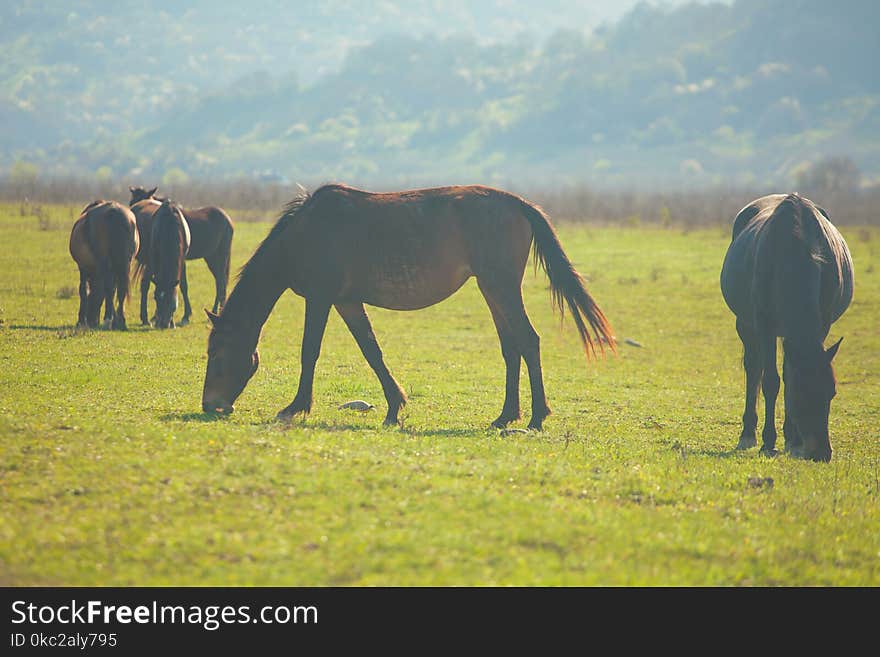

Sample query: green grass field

[1,202,878,586]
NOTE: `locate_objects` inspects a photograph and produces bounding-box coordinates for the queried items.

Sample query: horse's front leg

[140,268,152,325]
[335,301,408,426]
[76,269,90,328]
[276,297,332,421]
[178,261,192,326]
[782,354,803,456]
[759,335,780,456]
[735,319,762,450]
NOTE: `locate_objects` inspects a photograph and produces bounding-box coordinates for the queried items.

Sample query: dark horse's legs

[101,260,115,328]
[140,268,151,325]
[205,249,230,315]
[735,319,779,455]
[276,297,332,421]
[735,318,762,450]
[178,261,192,326]
[86,267,105,328]
[477,280,522,427]
[759,335,780,455]
[335,301,408,426]
[782,353,803,454]
[77,268,90,328]
[111,272,127,331]
[478,276,549,430]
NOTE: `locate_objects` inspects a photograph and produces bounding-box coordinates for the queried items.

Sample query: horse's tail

[520,200,615,358]
[108,208,137,303]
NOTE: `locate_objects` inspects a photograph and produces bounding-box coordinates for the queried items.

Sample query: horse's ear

[148,187,158,197]
[205,309,220,326]
[129,186,135,193]
[826,336,843,362]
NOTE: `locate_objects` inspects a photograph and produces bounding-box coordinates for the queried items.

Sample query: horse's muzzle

[203,400,234,415]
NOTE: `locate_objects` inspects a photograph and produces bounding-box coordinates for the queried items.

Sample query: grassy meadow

[0,200,878,586]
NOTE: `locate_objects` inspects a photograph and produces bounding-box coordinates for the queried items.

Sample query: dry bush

[1,176,877,226]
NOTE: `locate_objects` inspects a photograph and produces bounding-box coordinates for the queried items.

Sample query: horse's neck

[220,247,288,342]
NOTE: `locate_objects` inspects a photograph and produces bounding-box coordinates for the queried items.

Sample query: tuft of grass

[56,285,77,299]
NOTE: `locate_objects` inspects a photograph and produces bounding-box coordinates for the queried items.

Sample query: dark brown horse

[69,200,139,330]
[201,184,614,429]
[129,186,234,326]
[149,199,191,329]
[720,193,854,462]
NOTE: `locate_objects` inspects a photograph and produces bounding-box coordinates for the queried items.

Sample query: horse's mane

[236,188,314,283]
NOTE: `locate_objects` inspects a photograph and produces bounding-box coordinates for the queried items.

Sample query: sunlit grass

[1,203,878,585]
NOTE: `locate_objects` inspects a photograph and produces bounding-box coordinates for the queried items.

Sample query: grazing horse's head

[150,199,188,329]
[783,338,842,462]
[129,185,158,206]
[202,310,259,415]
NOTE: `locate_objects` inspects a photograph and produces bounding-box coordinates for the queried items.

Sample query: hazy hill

[2,0,877,188]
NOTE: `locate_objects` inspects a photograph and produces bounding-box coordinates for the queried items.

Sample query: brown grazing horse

[149,199,191,329]
[202,184,614,429]
[69,200,139,330]
[720,193,854,462]
[129,186,234,326]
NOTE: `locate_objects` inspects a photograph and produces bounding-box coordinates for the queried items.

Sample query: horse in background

[69,200,139,330]
[149,199,191,329]
[129,185,234,326]
[720,193,854,462]
[201,183,614,429]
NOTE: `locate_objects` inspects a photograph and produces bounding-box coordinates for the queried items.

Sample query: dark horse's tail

[94,205,136,304]
[520,200,615,358]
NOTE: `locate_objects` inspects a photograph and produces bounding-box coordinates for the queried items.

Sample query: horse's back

[720,193,853,332]
[285,184,534,308]
[70,201,138,271]
[181,205,233,260]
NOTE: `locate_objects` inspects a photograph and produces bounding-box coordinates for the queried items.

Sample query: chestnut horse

[129,186,234,326]
[69,200,139,329]
[720,193,854,461]
[202,184,614,429]
[149,199,191,329]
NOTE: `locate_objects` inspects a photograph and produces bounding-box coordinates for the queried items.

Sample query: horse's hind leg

[335,301,407,426]
[86,268,105,328]
[735,318,762,450]
[206,247,230,314]
[477,280,522,427]
[759,335,780,456]
[100,260,115,329]
[77,268,90,328]
[478,276,549,430]
[178,261,191,326]
[112,273,127,331]
[140,267,152,325]
[276,297,332,421]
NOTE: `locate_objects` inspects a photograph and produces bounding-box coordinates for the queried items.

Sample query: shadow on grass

[161,412,229,423]
[161,411,500,438]
[6,324,154,333]
[294,418,495,438]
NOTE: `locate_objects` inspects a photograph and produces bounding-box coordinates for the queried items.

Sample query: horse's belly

[357,263,473,310]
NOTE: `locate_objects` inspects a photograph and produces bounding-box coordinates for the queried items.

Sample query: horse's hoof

[179,317,190,327]
[276,404,309,423]
[526,422,543,431]
[736,434,757,450]
[491,414,520,429]
[759,447,779,458]
[383,417,400,427]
